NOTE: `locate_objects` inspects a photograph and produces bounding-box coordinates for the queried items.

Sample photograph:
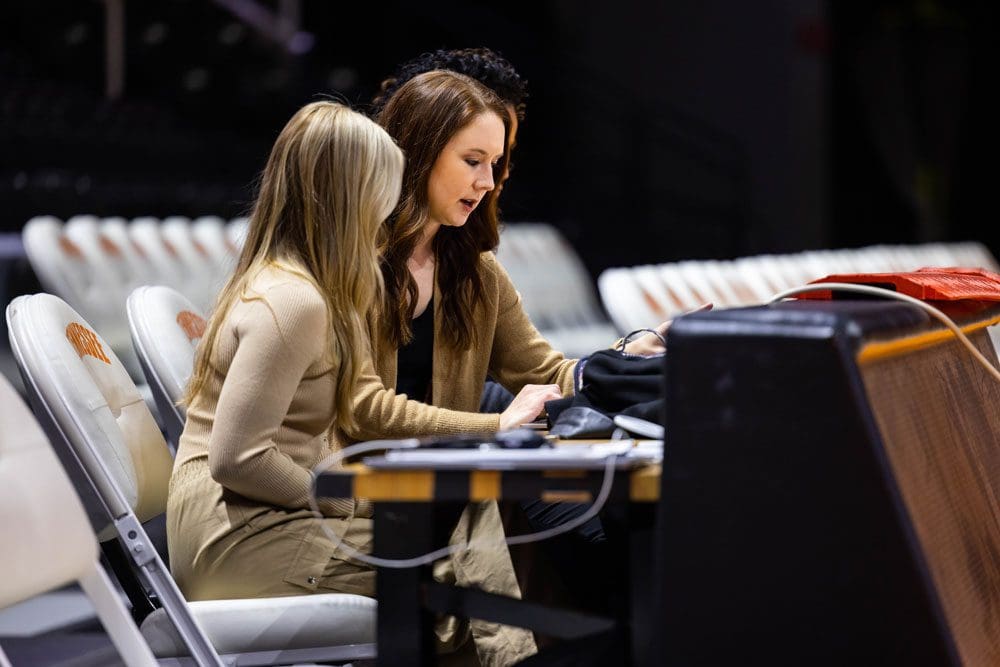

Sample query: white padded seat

[141,593,376,657]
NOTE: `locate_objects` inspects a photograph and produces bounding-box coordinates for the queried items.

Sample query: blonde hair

[184,101,404,433]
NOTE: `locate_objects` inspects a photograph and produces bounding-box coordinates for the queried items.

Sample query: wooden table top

[315,438,662,503]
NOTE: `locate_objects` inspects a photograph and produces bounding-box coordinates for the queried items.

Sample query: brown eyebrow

[466,147,505,160]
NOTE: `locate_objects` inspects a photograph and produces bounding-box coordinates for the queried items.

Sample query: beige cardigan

[347,250,578,440]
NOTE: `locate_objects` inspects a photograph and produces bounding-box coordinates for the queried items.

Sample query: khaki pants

[167,461,536,666]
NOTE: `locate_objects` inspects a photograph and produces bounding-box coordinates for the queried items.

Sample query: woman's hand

[622,303,713,356]
[499,384,563,430]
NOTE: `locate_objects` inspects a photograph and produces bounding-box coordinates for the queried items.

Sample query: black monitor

[656,300,1000,665]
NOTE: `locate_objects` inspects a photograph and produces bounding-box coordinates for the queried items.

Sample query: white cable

[308,434,626,568]
[770,282,1000,384]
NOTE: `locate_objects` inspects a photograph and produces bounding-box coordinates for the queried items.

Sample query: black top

[395,297,434,402]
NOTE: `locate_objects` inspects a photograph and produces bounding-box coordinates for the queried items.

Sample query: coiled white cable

[770,282,1000,384]
[308,431,628,569]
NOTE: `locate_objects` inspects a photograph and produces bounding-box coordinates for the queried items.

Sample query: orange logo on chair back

[59,236,83,258]
[66,322,111,364]
[99,235,122,257]
[641,288,666,319]
[176,311,206,342]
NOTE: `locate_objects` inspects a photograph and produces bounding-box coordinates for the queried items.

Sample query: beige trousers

[167,461,536,666]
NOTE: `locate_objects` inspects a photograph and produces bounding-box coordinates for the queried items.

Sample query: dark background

[1,0,995,277]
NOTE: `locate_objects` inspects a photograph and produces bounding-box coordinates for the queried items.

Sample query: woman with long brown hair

[367,69,661,440]
[350,71,665,661]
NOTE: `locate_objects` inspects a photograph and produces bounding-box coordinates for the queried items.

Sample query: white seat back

[0,374,158,666]
[598,267,658,333]
[0,375,101,606]
[100,217,151,283]
[498,222,619,353]
[129,217,187,295]
[6,294,173,532]
[161,217,219,310]
[22,216,94,316]
[226,217,250,251]
[127,285,205,446]
[192,215,237,298]
[63,215,144,379]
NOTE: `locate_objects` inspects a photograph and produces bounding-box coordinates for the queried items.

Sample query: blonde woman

[168,100,534,666]
[167,102,405,602]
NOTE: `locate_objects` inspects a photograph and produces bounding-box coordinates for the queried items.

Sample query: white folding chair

[598,267,659,334]
[711,260,762,305]
[191,216,237,296]
[21,217,93,317]
[6,293,376,666]
[945,241,1000,271]
[533,224,602,327]
[656,264,702,315]
[0,374,158,667]
[160,218,219,311]
[126,286,204,449]
[101,217,153,286]
[497,223,558,330]
[129,218,187,298]
[673,261,724,308]
[225,217,249,252]
[498,223,619,356]
[733,256,789,300]
[682,260,741,308]
[63,215,144,380]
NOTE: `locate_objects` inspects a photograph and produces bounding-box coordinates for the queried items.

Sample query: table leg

[629,503,656,667]
[603,501,657,667]
[374,502,436,667]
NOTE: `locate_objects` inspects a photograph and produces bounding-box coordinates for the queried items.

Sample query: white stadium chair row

[598,241,1000,334]
[21,215,246,381]
[26,217,615,364]
[497,223,620,355]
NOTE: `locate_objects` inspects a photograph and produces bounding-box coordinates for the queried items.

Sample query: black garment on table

[546,349,665,438]
[396,298,434,402]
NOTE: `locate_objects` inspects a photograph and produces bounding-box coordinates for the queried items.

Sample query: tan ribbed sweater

[172,264,529,520]
[171,255,578,526]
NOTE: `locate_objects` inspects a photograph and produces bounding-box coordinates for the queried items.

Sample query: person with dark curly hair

[372,47,527,192]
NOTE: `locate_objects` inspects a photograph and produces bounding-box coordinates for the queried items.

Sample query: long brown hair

[375,70,510,350]
[184,101,404,433]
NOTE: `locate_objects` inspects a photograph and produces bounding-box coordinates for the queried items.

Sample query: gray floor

[0,589,123,667]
